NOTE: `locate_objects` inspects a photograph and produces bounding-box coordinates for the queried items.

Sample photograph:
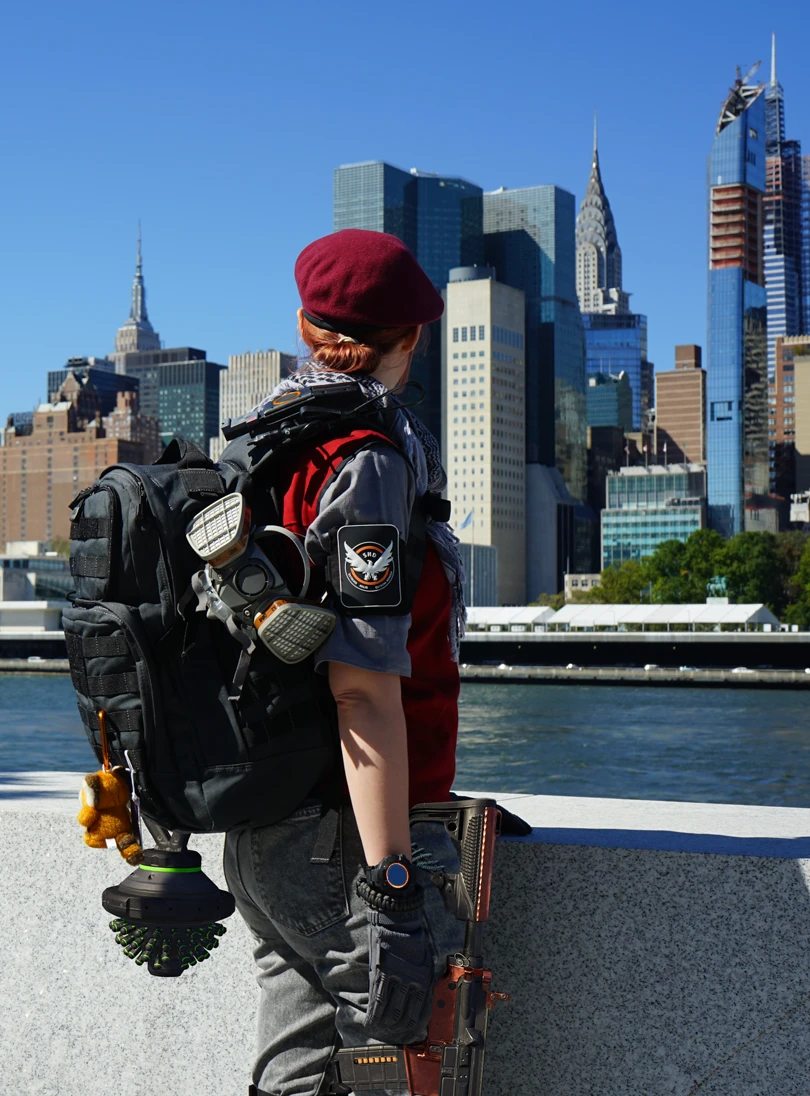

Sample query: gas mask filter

[186,493,335,664]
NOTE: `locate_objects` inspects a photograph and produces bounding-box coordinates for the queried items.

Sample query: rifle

[327,798,510,1095]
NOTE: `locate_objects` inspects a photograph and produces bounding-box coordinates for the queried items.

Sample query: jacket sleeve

[305,443,415,677]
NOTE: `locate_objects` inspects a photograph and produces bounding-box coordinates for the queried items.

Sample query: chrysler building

[576,119,630,315]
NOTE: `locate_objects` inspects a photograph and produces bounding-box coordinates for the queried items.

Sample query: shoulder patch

[336,524,403,611]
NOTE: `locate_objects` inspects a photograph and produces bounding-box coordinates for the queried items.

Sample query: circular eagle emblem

[343,540,396,592]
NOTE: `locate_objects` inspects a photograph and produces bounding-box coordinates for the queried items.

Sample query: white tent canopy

[466,606,557,631]
[547,603,780,631]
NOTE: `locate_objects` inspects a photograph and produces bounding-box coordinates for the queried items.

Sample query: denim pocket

[249,803,350,936]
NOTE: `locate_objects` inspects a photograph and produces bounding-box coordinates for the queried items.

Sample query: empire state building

[111,229,162,370]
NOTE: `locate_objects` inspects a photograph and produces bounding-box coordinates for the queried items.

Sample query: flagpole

[471,510,475,608]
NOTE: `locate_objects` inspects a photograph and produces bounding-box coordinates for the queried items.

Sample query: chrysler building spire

[114,225,162,358]
[576,121,630,314]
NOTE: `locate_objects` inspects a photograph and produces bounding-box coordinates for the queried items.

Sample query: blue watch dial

[385,861,409,889]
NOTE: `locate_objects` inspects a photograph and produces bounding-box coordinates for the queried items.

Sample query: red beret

[295,229,444,332]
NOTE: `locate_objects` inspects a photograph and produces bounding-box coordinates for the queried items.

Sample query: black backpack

[63,381,422,833]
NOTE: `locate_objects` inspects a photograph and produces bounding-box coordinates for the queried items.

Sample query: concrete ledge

[4,773,810,1095]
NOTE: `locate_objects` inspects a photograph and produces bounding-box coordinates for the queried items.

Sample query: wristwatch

[357,854,424,912]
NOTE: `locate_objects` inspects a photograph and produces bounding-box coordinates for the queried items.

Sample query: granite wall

[2,773,810,1096]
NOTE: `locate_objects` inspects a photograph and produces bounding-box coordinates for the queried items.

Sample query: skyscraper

[706,65,769,537]
[108,236,224,451]
[575,124,652,431]
[333,162,482,439]
[576,119,629,316]
[483,185,586,499]
[802,155,810,333]
[111,229,162,369]
[444,266,526,604]
[116,347,225,452]
[655,346,706,465]
[763,35,805,377]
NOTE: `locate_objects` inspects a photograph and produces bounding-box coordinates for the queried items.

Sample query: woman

[224,228,468,1096]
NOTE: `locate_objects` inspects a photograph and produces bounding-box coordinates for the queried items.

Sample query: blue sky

[1,0,808,419]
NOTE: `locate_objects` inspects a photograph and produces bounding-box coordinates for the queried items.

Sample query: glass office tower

[802,156,810,334]
[581,313,648,430]
[333,162,482,439]
[482,185,586,500]
[116,347,225,450]
[706,70,769,537]
[601,465,707,568]
[763,36,805,377]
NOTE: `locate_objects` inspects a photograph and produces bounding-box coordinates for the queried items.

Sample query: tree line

[568,530,810,625]
[52,526,810,626]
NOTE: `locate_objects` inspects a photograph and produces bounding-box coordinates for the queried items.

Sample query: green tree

[783,539,810,627]
[49,536,70,558]
[530,591,565,611]
[714,532,785,614]
[774,532,810,616]
[585,559,651,604]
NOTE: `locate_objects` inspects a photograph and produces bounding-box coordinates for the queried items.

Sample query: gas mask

[185,493,336,664]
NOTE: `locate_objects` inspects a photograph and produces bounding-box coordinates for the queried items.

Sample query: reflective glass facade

[602,504,705,568]
[118,348,224,449]
[333,162,482,440]
[763,54,805,378]
[483,186,586,500]
[803,156,810,333]
[582,313,648,429]
[707,84,769,537]
[586,372,632,431]
[602,466,707,568]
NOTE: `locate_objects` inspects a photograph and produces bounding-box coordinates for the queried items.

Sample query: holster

[325,797,510,1096]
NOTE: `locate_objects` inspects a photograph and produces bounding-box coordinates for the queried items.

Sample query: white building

[209,350,296,460]
[443,267,526,605]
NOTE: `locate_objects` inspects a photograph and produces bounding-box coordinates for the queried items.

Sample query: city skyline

[2,2,807,423]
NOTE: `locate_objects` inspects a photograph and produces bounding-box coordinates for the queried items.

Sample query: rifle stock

[329,799,509,1096]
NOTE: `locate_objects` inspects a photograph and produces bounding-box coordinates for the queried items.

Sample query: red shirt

[277,429,459,807]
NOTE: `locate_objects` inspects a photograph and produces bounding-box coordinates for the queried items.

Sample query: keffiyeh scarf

[255,367,467,660]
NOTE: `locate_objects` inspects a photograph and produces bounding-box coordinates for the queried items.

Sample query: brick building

[654,345,706,465]
[0,377,153,548]
[102,389,161,464]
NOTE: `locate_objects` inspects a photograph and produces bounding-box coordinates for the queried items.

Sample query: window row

[492,325,524,350]
[452,326,486,342]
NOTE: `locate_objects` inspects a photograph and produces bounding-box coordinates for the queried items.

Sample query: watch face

[385,861,409,889]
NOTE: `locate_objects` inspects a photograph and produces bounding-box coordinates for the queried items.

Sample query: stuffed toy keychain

[76,709,234,976]
[77,710,144,866]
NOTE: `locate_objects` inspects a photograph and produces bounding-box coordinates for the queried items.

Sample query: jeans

[223,800,465,1096]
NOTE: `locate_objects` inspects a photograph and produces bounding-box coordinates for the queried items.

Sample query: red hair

[298,314,420,376]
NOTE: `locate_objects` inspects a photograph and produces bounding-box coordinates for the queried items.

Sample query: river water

[2,673,809,807]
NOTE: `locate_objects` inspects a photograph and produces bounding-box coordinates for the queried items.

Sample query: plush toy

[77,766,144,866]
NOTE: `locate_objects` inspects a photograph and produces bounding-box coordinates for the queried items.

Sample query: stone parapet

[2,772,810,1095]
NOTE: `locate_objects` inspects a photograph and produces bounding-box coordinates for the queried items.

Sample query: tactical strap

[72,670,139,697]
[79,705,143,734]
[310,806,340,864]
[70,555,110,578]
[179,468,224,498]
[66,633,129,659]
[70,517,110,540]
